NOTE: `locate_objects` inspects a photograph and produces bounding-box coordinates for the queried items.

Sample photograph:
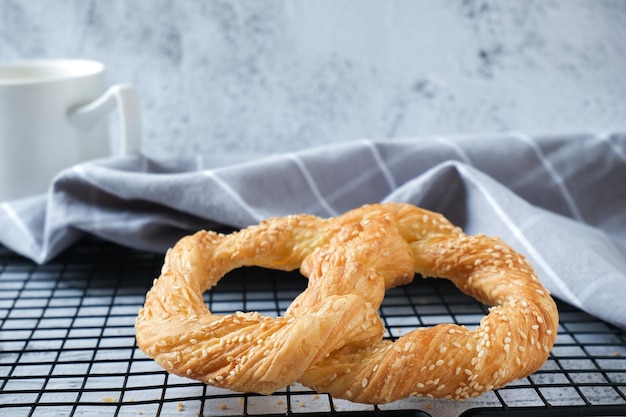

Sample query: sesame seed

[362,378,368,388]
[186,369,192,375]
[436,360,444,367]
[437,384,446,391]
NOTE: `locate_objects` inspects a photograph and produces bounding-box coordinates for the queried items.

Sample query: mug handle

[67,83,141,155]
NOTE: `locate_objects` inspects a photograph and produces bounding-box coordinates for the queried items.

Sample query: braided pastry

[135,203,558,404]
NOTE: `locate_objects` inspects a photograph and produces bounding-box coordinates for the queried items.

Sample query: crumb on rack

[101,396,116,403]
[178,403,184,412]
[219,404,228,410]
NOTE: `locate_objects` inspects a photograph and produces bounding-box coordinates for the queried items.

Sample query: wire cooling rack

[1,237,625,417]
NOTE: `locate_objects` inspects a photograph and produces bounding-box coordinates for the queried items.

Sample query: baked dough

[135,203,558,403]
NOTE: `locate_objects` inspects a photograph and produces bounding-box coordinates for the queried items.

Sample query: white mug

[0,59,141,201]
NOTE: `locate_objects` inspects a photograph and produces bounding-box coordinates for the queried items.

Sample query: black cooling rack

[1,237,625,417]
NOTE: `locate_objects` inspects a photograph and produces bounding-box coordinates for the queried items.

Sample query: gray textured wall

[2,0,625,159]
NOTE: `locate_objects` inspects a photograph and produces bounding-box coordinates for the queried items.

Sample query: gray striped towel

[1,132,625,328]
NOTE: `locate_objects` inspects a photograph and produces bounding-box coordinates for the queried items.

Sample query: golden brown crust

[135,203,558,404]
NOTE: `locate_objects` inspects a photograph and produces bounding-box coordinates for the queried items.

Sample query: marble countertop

[1,0,625,158]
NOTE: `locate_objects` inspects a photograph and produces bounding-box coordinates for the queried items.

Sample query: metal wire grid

[0,238,625,417]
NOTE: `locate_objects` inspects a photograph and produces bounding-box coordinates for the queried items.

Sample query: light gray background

[1,0,625,159]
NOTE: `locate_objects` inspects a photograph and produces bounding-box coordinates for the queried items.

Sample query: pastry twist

[135,203,558,403]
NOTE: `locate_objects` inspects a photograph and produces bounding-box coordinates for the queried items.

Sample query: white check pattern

[1,132,625,328]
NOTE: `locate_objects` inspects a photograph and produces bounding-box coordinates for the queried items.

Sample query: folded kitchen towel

[1,132,625,328]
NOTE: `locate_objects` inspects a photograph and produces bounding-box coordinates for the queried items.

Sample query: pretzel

[135,203,558,404]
